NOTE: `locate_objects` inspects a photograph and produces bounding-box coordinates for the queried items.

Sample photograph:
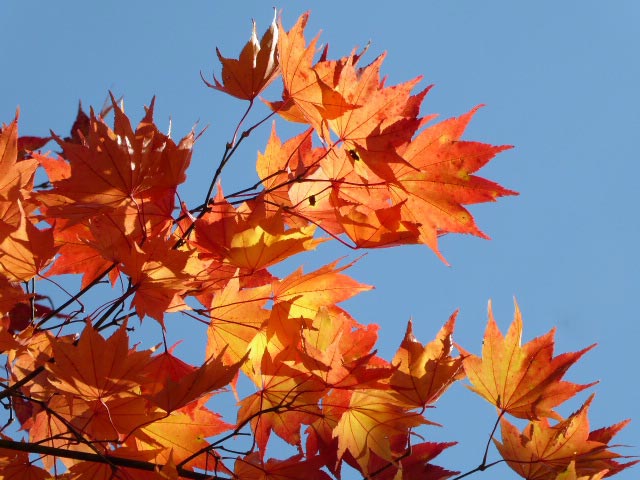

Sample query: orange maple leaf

[554,461,608,480]
[256,125,322,212]
[320,54,427,181]
[331,389,427,472]
[28,400,97,471]
[145,349,243,413]
[390,313,464,409]
[273,259,372,320]
[0,435,49,480]
[7,328,69,405]
[237,353,324,456]
[234,452,332,480]
[0,115,56,282]
[0,202,56,283]
[390,107,516,259]
[495,395,636,480]
[285,306,390,389]
[118,235,204,324]
[365,439,458,480]
[205,275,271,370]
[263,14,516,259]
[205,10,279,101]
[32,393,165,449]
[459,300,595,420]
[265,260,376,362]
[134,396,232,470]
[80,216,206,324]
[0,114,39,202]
[47,321,151,401]
[271,13,358,128]
[332,185,422,248]
[42,220,120,288]
[38,97,193,239]
[194,195,323,272]
[285,165,342,234]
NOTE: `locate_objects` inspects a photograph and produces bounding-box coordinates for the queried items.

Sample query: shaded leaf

[234,452,332,480]
[47,321,151,401]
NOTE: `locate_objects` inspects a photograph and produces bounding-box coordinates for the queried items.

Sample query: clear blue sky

[2,1,638,478]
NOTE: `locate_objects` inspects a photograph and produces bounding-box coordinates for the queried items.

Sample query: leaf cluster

[0,10,634,480]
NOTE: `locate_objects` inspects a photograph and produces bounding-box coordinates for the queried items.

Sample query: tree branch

[0,438,230,480]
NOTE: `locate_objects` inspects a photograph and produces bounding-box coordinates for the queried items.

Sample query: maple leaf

[285,165,343,233]
[554,461,608,480]
[47,321,151,401]
[140,347,197,389]
[234,452,332,480]
[0,116,56,282]
[79,215,206,324]
[286,306,391,389]
[205,275,271,370]
[8,328,81,416]
[365,439,458,480]
[265,260,376,369]
[0,114,39,202]
[0,276,29,320]
[390,107,517,260]
[0,201,57,282]
[390,313,464,409]
[64,98,119,145]
[16,135,51,160]
[495,395,636,480]
[38,97,193,239]
[194,196,323,272]
[256,125,322,212]
[42,220,121,288]
[5,296,56,333]
[273,259,372,320]
[145,349,242,413]
[268,19,516,259]
[28,402,97,471]
[333,186,422,248]
[321,54,427,179]
[305,410,342,477]
[134,396,232,469]
[0,441,49,480]
[331,389,427,472]
[119,235,204,324]
[459,300,595,420]
[271,13,359,129]
[206,9,279,101]
[237,353,324,456]
[37,393,165,447]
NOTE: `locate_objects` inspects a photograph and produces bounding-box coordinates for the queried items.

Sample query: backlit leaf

[460,300,595,420]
